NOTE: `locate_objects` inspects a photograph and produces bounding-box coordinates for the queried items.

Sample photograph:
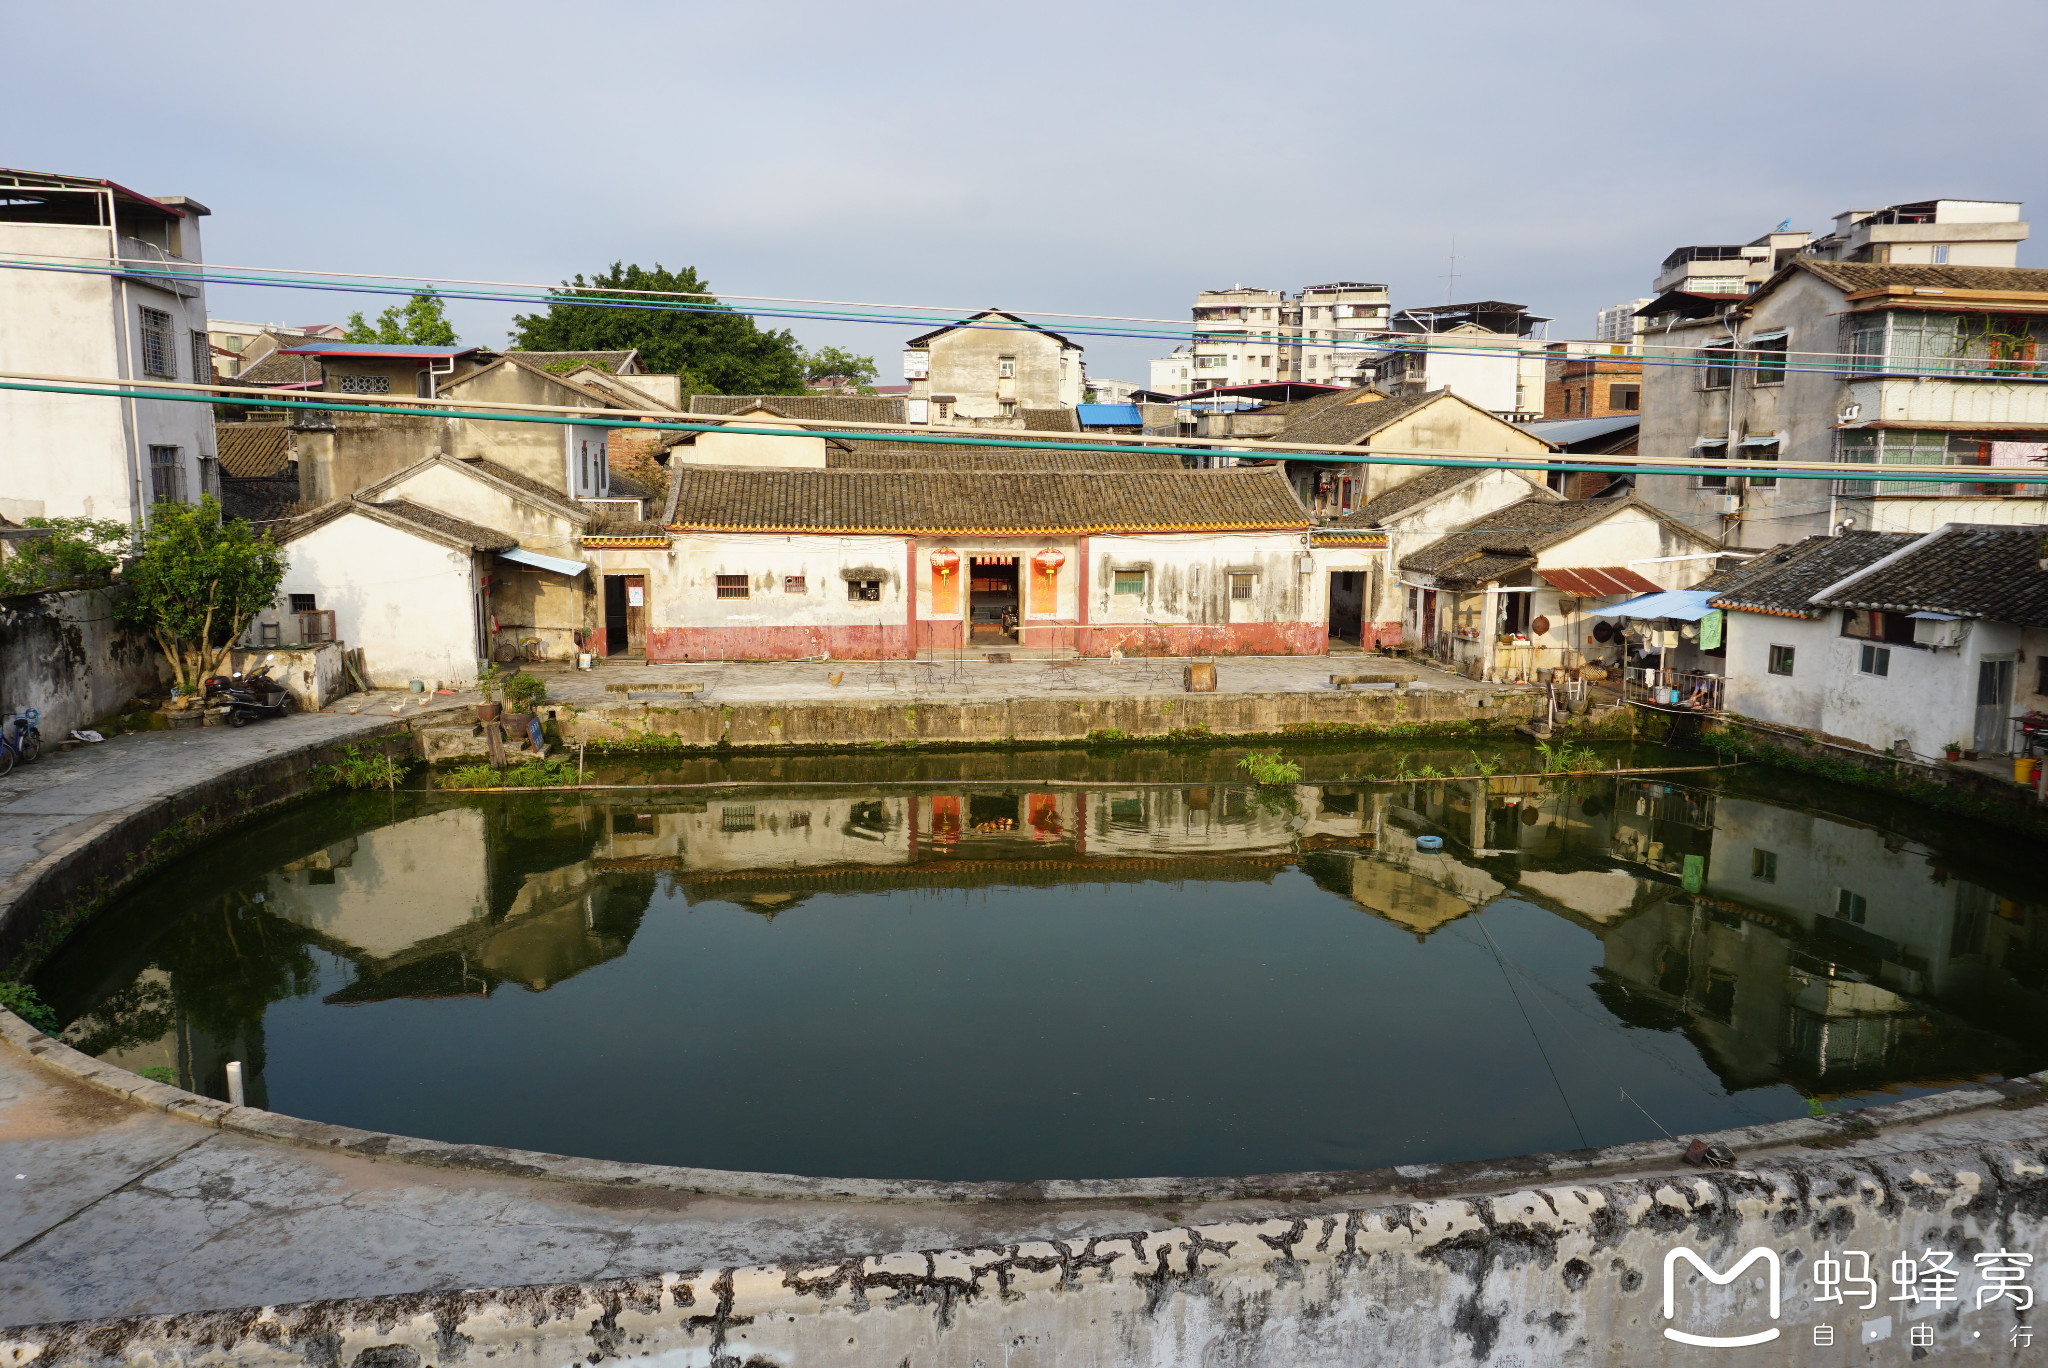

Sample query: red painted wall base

[648,621,1332,661]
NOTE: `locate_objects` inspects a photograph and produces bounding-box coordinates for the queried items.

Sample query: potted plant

[500,670,547,742]
[1945,741,1965,761]
[473,664,504,723]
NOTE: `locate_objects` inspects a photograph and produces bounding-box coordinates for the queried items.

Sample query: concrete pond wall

[0,587,164,743]
[10,1136,2048,1366]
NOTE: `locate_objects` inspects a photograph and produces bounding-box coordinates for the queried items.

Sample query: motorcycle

[203,664,299,727]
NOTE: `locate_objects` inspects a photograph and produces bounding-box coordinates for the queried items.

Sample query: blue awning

[498,547,588,577]
[1589,589,1719,621]
[1076,403,1143,427]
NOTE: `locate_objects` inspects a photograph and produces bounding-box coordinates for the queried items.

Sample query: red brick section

[1543,358,1644,419]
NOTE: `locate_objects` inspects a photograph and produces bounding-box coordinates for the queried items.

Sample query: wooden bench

[1330,673,1417,689]
[606,681,706,699]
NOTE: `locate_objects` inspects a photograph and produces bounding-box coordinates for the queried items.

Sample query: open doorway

[603,573,646,656]
[1328,571,1364,649]
[968,556,1019,644]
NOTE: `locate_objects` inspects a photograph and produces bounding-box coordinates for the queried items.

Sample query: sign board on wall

[627,586,644,607]
[906,398,930,424]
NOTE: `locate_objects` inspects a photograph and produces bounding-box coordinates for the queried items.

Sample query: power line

[9,370,2035,486]
[5,249,2044,380]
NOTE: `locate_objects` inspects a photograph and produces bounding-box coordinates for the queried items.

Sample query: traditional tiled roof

[1328,466,1547,530]
[1793,260,2048,297]
[218,474,301,525]
[231,349,324,388]
[1707,533,1919,618]
[1267,389,1451,449]
[1251,387,1377,428]
[904,309,1078,351]
[688,394,906,423]
[1812,524,2048,627]
[456,456,588,519]
[828,439,1180,471]
[280,497,517,553]
[504,350,640,374]
[215,423,292,477]
[1020,407,1080,432]
[664,467,1308,535]
[1401,496,1710,586]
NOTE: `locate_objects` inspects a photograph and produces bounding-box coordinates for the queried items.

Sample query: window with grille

[1695,440,1729,489]
[715,575,750,599]
[290,593,318,613]
[140,308,176,378]
[1699,341,1734,390]
[190,330,211,384]
[1113,570,1145,595]
[338,374,391,395]
[998,356,1016,378]
[1748,334,1788,383]
[783,575,806,594]
[1229,573,1254,600]
[1746,440,1779,488]
[1768,644,1795,676]
[847,579,881,602]
[148,445,183,503]
[999,400,1016,417]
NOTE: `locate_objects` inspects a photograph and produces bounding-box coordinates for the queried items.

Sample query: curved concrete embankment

[5,712,2048,1364]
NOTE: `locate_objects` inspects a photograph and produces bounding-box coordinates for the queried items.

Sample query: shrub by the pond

[440,758,580,790]
[0,981,57,1032]
[1238,750,1303,785]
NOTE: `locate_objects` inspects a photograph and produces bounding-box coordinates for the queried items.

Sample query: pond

[36,743,2048,1182]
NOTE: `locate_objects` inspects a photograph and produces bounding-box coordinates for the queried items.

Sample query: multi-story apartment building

[0,166,217,526]
[1185,285,1290,391]
[1544,341,1642,418]
[1653,229,1812,298]
[1636,198,2040,548]
[1595,300,1650,346]
[1294,281,1390,385]
[1364,301,1550,421]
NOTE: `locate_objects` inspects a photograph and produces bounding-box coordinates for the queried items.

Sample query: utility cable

[1469,906,1591,1148]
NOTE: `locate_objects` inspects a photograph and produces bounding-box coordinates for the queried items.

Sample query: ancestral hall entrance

[968,555,1020,643]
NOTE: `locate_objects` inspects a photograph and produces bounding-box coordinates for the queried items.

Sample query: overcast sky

[10,1,2046,384]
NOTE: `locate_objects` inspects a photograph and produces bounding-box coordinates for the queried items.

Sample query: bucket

[408,679,425,693]
[2015,757,2038,785]
[578,653,593,670]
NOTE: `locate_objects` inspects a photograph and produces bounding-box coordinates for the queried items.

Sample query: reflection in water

[39,765,2048,1180]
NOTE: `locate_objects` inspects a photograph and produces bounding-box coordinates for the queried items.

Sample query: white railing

[1624,666,1722,712]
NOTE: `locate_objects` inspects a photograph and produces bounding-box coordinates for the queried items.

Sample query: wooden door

[623,575,647,654]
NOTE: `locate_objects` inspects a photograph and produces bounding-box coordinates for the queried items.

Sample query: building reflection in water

[50,771,2048,1110]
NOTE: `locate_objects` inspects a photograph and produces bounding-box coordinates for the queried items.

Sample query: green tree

[797,345,880,393]
[510,263,806,396]
[0,516,130,595]
[116,497,288,690]
[344,290,459,346]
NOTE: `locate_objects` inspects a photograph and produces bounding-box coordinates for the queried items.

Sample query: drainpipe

[1722,304,1742,543]
[107,188,143,534]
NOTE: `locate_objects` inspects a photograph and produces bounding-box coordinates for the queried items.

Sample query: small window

[147,445,183,503]
[1843,609,1915,644]
[1229,573,1254,600]
[1837,889,1868,924]
[190,330,211,385]
[1768,644,1795,676]
[338,374,391,395]
[999,400,1016,417]
[1700,341,1734,390]
[1695,440,1729,490]
[140,307,176,378]
[1751,849,1778,882]
[1745,440,1779,489]
[289,593,318,613]
[1859,643,1891,677]
[715,575,750,599]
[998,356,1016,378]
[2037,655,2048,698]
[783,575,806,594]
[721,805,756,832]
[1933,244,1950,265]
[1701,972,1737,1024]
[1609,383,1640,410]
[934,401,951,419]
[847,579,881,602]
[1113,570,1146,596]
[1749,334,1788,384]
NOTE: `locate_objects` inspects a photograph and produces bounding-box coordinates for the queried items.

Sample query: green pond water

[35,742,2048,1181]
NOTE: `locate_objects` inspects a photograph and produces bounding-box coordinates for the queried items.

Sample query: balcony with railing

[1622,665,1723,713]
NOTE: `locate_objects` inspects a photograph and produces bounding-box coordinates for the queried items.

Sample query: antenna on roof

[1442,234,1459,304]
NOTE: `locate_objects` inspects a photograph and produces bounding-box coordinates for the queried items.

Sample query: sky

[9,0,2047,385]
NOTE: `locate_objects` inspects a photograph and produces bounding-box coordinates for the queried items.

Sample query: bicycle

[0,709,42,777]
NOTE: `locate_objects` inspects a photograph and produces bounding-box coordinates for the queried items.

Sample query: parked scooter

[203,665,298,727]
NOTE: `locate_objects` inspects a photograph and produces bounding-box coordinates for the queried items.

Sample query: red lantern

[930,548,961,577]
[1031,548,1066,572]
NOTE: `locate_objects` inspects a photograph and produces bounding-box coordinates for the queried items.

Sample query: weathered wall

[0,587,164,740]
[19,1141,2048,1367]
[554,686,1531,750]
[294,413,445,504]
[440,364,616,492]
[222,644,348,711]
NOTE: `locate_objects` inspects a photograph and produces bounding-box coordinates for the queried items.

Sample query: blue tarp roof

[1076,403,1143,427]
[1590,589,1719,622]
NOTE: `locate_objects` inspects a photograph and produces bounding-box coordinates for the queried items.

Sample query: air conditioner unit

[1716,494,1742,514]
[1912,615,1965,649]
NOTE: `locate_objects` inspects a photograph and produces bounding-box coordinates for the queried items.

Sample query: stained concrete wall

[18,1141,2048,1366]
[0,587,164,740]
[553,686,1534,750]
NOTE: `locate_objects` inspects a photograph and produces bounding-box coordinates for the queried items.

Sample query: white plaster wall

[1376,471,1550,622]
[1862,497,2048,533]
[602,797,917,875]
[673,426,829,467]
[1817,618,2002,758]
[0,222,213,525]
[1087,532,1307,627]
[373,465,581,553]
[1721,613,1831,731]
[652,534,912,633]
[267,514,482,688]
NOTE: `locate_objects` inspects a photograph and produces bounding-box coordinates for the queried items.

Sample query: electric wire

[1468,906,1591,1149]
[3,249,2043,379]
